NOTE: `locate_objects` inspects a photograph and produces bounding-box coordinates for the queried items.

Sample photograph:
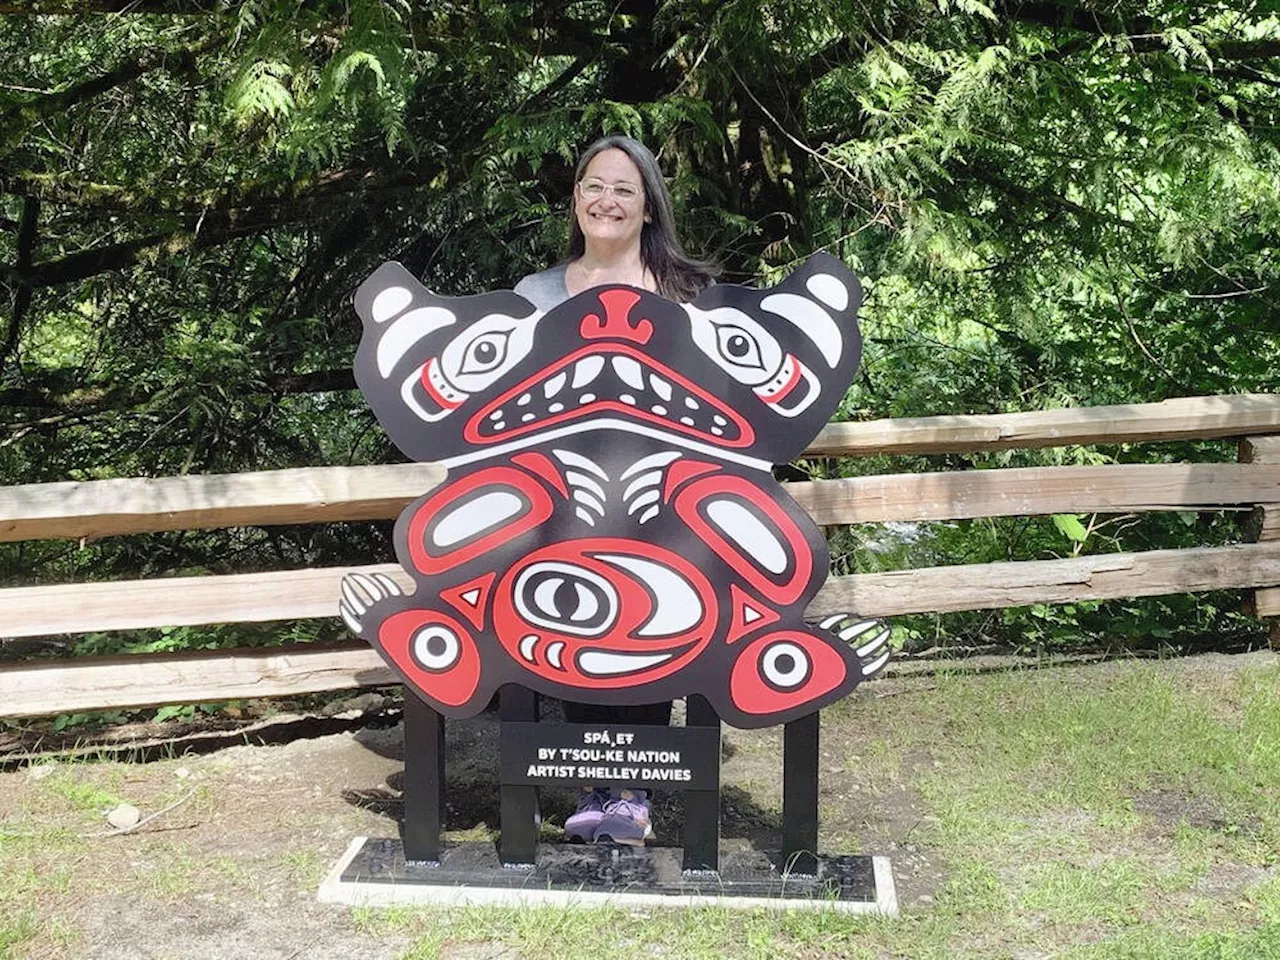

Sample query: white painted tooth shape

[339,602,361,634]
[837,618,880,641]
[626,489,660,515]
[519,634,538,664]
[546,642,565,670]
[517,392,532,406]
[373,573,403,596]
[571,355,605,388]
[352,572,388,606]
[685,396,699,410]
[340,579,367,616]
[649,374,673,401]
[553,449,608,480]
[543,371,567,399]
[863,649,891,677]
[856,629,891,659]
[621,470,662,502]
[548,402,565,413]
[611,356,645,390]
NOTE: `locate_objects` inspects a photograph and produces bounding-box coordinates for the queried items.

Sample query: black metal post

[782,711,820,875]
[401,690,445,863]
[499,686,540,865]
[681,694,721,873]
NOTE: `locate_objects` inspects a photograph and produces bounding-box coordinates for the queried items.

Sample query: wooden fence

[2,393,1278,720]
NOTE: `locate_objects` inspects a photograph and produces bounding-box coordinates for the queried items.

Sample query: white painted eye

[533,577,565,617]
[459,331,510,375]
[515,562,618,636]
[761,641,809,689]
[684,304,783,387]
[439,310,543,393]
[595,554,702,637]
[714,324,765,371]
[412,625,461,672]
[570,582,600,622]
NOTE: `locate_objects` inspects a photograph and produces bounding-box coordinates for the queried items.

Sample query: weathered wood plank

[5,540,1280,642]
[0,564,412,638]
[810,394,1280,456]
[0,463,446,543]
[791,463,1280,525]
[0,643,397,718]
[3,396,1278,544]
[1239,435,1280,465]
[1238,436,1280,624]
[2,541,1280,718]
[3,460,1277,544]
[811,541,1280,618]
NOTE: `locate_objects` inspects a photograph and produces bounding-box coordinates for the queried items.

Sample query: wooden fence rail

[2,393,1278,719]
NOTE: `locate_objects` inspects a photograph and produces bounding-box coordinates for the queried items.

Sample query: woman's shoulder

[514,264,569,311]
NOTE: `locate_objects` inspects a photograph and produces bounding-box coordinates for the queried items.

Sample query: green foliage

[1,0,1277,666]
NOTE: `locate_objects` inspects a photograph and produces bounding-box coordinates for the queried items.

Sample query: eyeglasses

[578,178,642,203]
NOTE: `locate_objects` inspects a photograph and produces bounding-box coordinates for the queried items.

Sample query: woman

[514,135,716,844]
[515,135,715,308]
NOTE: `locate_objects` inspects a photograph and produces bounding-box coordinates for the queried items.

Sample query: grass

[2,657,1278,958]
[364,659,1280,960]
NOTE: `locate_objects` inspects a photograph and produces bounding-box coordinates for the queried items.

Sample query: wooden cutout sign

[340,253,890,729]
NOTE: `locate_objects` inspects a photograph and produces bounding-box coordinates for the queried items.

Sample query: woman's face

[574,148,648,252]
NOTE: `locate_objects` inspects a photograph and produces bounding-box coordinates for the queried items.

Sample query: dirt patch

[4,651,1276,958]
[1133,787,1264,837]
[0,696,946,958]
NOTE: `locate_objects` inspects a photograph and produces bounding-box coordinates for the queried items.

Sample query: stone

[107,803,141,830]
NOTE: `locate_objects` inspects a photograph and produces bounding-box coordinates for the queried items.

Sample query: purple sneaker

[594,789,653,846]
[565,788,608,843]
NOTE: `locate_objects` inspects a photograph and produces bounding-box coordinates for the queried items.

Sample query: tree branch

[998,2,1280,62]
[0,1,218,12]
[0,367,357,415]
[1,165,437,216]
[11,175,432,288]
[2,195,39,370]
[0,35,218,132]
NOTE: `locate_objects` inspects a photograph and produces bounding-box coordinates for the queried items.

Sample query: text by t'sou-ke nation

[500,724,719,788]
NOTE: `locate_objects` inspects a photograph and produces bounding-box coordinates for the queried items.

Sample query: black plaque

[500,722,719,789]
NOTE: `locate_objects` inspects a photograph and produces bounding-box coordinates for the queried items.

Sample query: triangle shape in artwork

[440,572,496,631]
[726,584,781,644]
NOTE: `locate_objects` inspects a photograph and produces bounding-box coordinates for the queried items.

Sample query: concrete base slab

[318,836,897,915]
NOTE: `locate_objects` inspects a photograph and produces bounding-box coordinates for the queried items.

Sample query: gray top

[514,264,570,311]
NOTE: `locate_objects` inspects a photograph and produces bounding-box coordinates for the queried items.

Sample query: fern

[226,59,296,127]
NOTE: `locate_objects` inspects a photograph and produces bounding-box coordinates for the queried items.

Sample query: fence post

[1239,436,1280,650]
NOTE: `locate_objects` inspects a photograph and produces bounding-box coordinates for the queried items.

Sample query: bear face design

[341,253,890,729]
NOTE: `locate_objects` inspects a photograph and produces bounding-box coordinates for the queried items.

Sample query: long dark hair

[567,135,717,302]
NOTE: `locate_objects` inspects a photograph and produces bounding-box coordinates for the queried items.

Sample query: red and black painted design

[340,253,891,728]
